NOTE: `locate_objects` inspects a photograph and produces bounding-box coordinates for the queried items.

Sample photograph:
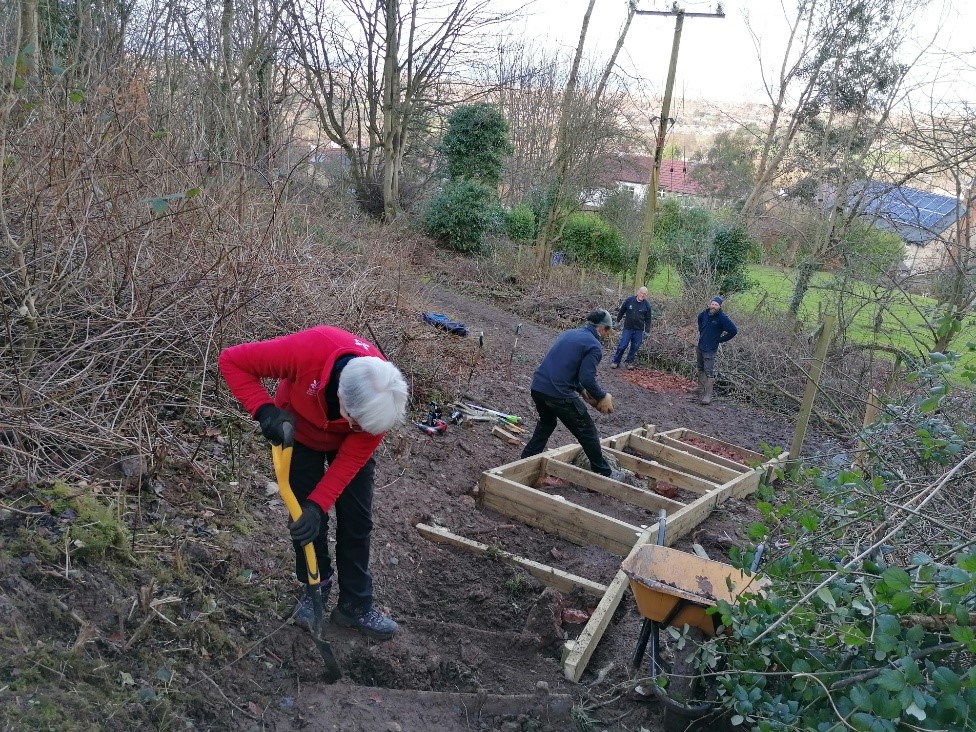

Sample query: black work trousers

[288,441,376,614]
[520,390,612,476]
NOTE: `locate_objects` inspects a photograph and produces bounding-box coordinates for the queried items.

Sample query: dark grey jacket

[616,296,652,333]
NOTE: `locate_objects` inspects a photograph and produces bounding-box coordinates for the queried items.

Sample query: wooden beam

[542,458,685,513]
[562,462,765,682]
[416,523,608,598]
[628,434,740,483]
[602,447,717,494]
[677,429,763,463]
[654,434,750,473]
[480,474,641,555]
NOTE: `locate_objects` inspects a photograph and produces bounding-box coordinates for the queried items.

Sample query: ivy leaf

[68,89,85,103]
[730,715,744,726]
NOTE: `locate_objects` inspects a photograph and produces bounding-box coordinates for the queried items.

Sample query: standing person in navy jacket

[696,297,738,404]
[219,326,409,640]
[521,309,625,480]
[611,286,653,370]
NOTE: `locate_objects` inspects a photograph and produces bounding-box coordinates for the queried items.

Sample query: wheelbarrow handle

[271,422,321,586]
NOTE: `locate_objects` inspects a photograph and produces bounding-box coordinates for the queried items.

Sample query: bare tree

[283,0,510,220]
[489,42,631,214]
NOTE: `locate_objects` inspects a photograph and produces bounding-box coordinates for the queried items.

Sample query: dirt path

[0,268,826,731]
[272,285,801,731]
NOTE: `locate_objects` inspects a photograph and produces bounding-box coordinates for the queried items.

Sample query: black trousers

[520,390,612,476]
[289,441,376,614]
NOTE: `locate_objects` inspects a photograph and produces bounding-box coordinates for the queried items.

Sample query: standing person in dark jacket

[521,309,625,480]
[611,286,653,370]
[696,296,738,404]
[219,326,409,640]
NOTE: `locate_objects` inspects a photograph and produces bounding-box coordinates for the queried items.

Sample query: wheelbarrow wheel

[660,628,722,732]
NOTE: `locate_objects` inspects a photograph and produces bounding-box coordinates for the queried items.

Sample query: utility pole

[634,5,724,286]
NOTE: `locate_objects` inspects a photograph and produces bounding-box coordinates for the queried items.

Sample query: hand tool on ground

[414,402,447,435]
[272,423,342,682]
[497,418,525,434]
[463,403,521,424]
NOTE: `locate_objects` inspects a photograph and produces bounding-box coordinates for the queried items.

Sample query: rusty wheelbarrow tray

[621,514,765,727]
[622,543,763,638]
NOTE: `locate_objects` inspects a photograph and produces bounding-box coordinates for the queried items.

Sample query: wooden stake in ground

[789,314,836,461]
[853,389,881,472]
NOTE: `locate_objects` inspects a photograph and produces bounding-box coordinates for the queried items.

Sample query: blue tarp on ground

[421,312,470,337]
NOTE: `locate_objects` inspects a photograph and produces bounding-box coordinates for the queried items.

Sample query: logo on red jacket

[353,339,372,352]
[306,379,320,396]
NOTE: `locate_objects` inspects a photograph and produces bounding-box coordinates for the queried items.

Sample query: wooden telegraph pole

[633,5,724,286]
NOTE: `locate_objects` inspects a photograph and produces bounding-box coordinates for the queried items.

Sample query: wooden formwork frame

[417,425,786,683]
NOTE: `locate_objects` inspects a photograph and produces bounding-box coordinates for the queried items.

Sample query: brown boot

[695,372,705,396]
[701,377,715,405]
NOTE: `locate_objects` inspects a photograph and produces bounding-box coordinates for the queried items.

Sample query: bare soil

[0,275,807,732]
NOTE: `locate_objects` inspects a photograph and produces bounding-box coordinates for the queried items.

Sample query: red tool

[415,402,447,435]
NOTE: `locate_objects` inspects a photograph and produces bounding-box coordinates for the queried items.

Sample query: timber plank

[480,474,640,555]
[541,458,685,513]
[562,461,765,682]
[677,429,764,463]
[416,523,608,598]
[603,447,718,494]
[628,434,740,483]
[655,434,750,472]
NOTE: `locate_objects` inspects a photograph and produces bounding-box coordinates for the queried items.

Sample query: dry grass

[0,88,450,485]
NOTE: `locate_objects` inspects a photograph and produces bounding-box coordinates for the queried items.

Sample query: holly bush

[506,203,536,242]
[424,179,504,253]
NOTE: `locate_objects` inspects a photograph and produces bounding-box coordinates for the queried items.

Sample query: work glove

[580,390,600,408]
[255,404,296,445]
[289,500,323,545]
[596,393,614,414]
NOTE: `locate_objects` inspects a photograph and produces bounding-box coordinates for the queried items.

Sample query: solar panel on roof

[843,180,963,245]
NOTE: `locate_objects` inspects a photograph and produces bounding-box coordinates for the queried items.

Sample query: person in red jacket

[219,326,408,640]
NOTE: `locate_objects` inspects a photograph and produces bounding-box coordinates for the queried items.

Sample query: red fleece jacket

[218,326,385,511]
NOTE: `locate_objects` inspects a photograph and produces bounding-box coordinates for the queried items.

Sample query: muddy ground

[0,272,818,732]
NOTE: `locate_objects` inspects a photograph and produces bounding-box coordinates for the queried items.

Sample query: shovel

[271,423,342,682]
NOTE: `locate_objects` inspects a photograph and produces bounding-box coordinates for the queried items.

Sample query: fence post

[789,314,836,462]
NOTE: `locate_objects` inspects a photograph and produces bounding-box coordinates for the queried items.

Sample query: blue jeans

[613,329,645,364]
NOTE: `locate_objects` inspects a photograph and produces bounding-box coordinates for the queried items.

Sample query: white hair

[338,357,409,434]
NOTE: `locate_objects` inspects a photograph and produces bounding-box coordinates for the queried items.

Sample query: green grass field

[646,264,976,373]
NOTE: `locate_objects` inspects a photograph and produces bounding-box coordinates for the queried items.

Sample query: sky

[502,0,976,108]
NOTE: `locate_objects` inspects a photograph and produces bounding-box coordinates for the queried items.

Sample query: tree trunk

[788,259,817,318]
[18,0,40,77]
[381,0,401,222]
[533,0,595,271]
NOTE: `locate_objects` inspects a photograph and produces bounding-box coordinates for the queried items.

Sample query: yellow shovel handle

[271,422,321,586]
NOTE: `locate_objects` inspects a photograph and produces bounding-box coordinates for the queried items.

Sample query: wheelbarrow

[621,511,764,729]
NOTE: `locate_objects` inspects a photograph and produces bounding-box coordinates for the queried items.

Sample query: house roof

[600,155,702,196]
[838,180,964,246]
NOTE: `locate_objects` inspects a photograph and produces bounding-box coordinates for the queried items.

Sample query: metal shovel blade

[310,585,342,683]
